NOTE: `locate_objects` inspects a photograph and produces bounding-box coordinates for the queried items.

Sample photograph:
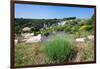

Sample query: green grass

[42,33,77,63]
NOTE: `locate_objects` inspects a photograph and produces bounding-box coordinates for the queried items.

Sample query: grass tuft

[42,33,77,63]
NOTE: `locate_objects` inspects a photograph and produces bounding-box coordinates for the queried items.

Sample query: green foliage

[85,19,94,25]
[15,17,94,37]
[40,28,50,36]
[63,17,76,20]
[42,34,77,63]
[15,18,60,34]
[15,26,22,34]
[79,25,92,31]
[34,31,40,36]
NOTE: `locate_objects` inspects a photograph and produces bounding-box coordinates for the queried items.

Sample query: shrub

[40,29,50,36]
[42,34,77,63]
[64,26,72,33]
[79,25,92,31]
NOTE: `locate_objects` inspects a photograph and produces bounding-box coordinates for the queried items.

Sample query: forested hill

[15,18,60,28]
[15,16,94,36]
[15,17,76,28]
[15,17,76,34]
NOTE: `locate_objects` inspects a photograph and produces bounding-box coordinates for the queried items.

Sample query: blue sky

[15,4,94,19]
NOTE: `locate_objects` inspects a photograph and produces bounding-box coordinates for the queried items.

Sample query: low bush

[15,43,35,66]
[79,25,93,31]
[42,34,77,63]
[83,41,94,61]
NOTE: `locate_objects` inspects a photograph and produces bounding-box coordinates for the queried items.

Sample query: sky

[15,4,95,19]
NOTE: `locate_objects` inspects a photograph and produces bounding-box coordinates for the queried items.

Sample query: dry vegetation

[15,33,95,66]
